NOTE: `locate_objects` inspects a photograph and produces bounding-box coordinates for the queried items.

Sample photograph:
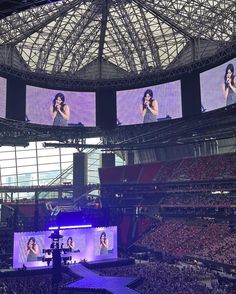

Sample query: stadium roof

[0,0,235,81]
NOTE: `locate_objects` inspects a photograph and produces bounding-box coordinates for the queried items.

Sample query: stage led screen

[13,226,117,269]
[200,57,236,112]
[26,85,96,126]
[116,80,182,126]
[0,76,7,118]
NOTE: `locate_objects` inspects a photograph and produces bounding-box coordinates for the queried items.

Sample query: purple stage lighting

[48,224,92,230]
[13,226,117,268]
[49,226,59,230]
[60,225,92,229]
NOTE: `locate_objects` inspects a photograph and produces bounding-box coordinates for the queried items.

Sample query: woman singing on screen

[26,237,39,262]
[222,63,236,106]
[99,232,108,255]
[66,237,75,252]
[50,92,70,126]
[139,89,158,123]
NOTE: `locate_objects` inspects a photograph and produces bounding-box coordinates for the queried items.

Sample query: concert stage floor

[65,259,140,294]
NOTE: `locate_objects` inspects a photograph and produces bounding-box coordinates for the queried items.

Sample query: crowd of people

[160,193,236,207]
[0,216,235,293]
[0,260,235,294]
[198,235,236,265]
[98,261,234,294]
[0,273,75,294]
[134,219,236,266]
[100,153,236,184]
[156,153,235,183]
[159,153,236,182]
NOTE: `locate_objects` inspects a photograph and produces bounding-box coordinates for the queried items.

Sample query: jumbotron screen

[13,226,117,268]
[116,80,182,126]
[26,85,96,126]
[0,76,7,118]
[200,57,236,112]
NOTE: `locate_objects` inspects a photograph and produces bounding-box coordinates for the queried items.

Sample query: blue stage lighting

[48,226,59,230]
[49,224,92,230]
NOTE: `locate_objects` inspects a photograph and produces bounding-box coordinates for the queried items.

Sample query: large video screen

[0,77,7,118]
[26,85,96,126]
[116,80,182,126]
[200,57,236,112]
[13,226,117,268]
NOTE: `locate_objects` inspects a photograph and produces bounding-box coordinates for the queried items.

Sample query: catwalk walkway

[65,263,140,293]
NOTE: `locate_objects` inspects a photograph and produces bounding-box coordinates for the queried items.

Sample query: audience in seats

[160,193,236,207]
[99,153,236,184]
[0,274,75,294]
[134,219,236,265]
[98,262,232,294]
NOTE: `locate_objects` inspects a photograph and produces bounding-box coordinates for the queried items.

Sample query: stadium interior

[0,1,236,293]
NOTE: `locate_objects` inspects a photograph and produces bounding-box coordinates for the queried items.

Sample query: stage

[4,258,141,293]
[63,258,140,293]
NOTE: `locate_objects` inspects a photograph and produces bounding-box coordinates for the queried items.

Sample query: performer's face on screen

[56,96,63,104]
[145,93,151,101]
[227,69,233,78]
[225,69,234,86]
[28,238,35,247]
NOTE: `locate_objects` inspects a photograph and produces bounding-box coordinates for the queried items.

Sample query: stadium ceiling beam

[43,142,125,149]
[52,0,100,72]
[4,0,82,46]
[138,6,161,68]
[109,13,137,72]
[0,0,63,19]
[117,3,148,69]
[35,15,66,70]
[98,0,109,78]
[0,41,235,88]
[190,0,235,39]
[56,29,100,73]
[132,0,194,41]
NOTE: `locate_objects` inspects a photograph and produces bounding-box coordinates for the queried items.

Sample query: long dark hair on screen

[142,89,154,109]
[224,63,234,88]
[27,237,36,249]
[53,92,66,112]
[67,237,73,245]
[100,232,107,244]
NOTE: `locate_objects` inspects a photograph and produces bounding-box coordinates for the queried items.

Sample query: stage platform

[64,259,140,294]
[1,258,140,293]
